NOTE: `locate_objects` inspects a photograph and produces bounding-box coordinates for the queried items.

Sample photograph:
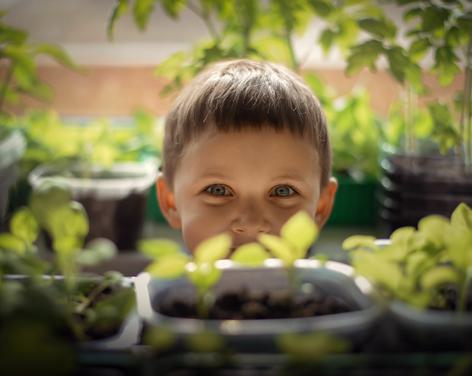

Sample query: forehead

[177,128,319,178]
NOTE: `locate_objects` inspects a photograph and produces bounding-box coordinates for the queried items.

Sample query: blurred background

[0,0,470,271]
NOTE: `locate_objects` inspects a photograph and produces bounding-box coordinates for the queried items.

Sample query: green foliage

[343,202,472,312]
[139,233,231,318]
[259,211,318,266]
[5,109,163,177]
[0,181,133,345]
[0,11,77,117]
[277,332,351,362]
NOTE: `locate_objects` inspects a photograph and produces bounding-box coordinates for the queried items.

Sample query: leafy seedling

[257,211,318,290]
[343,202,472,312]
[139,233,232,318]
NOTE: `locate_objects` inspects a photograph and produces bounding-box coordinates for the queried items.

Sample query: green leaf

[186,331,224,353]
[77,238,117,266]
[143,326,176,351]
[277,332,351,362]
[231,242,270,266]
[34,44,78,70]
[409,38,430,61]
[0,233,26,254]
[186,262,222,291]
[280,211,318,258]
[194,233,231,264]
[133,0,156,30]
[451,203,472,231]
[342,235,376,251]
[319,28,335,53]
[258,234,294,265]
[30,178,72,228]
[161,0,187,18]
[308,0,334,17]
[352,249,403,292]
[48,202,89,249]
[346,40,383,75]
[138,238,182,259]
[418,215,450,248]
[146,253,189,278]
[10,207,39,245]
[108,0,129,40]
[386,46,411,83]
[358,17,396,39]
[421,6,449,32]
[421,266,459,290]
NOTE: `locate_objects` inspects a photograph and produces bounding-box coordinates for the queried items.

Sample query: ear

[315,177,338,229]
[156,173,182,229]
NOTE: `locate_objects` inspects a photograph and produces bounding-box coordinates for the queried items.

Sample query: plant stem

[462,32,472,174]
[196,289,213,319]
[188,0,222,45]
[75,279,110,314]
[0,63,14,114]
[458,267,472,313]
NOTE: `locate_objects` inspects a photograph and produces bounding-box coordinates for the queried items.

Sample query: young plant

[343,202,472,312]
[0,179,134,341]
[139,233,232,318]
[256,211,318,291]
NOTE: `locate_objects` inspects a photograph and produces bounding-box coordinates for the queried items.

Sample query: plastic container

[28,162,158,250]
[0,130,26,226]
[327,175,379,226]
[135,259,384,354]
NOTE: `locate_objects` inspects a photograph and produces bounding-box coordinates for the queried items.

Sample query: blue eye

[205,184,232,196]
[271,185,296,197]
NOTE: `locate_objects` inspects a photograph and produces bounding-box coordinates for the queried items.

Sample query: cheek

[180,205,232,252]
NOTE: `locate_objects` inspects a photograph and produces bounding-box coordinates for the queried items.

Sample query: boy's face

[157,128,337,252]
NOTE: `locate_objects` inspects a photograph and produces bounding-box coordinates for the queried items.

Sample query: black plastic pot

[0,130,26,229]
[135,259,384,356]
[28,162,157,250]
[389,299,472,352]
[379,149,472,232]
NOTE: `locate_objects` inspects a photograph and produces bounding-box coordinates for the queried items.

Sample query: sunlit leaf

[138,238,182,259]
[231,242,270,266]
[194,233,231,264]
[0,233,26,254]
[108,0,129,40]
[342,235,376,250]
[146,253,189,278]
[258,234,294,265]
[186,262,221,291]
[418,215,450,248]
[10,207,39,245]
[280,211,318,258]
[450,203,472,231]
[421,266,459,290]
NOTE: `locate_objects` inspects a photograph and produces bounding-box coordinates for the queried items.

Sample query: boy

[156,59,337,253]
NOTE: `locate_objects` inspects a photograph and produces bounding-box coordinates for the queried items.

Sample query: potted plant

[0,10,75,229]
[330,0,472,231]
[343,202,472,351]
[134,211,383,366]
[19,110,161,250]
[0,180,138,374]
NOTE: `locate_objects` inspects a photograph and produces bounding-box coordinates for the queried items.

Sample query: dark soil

[428,286,472,312]
[156,287,353,319]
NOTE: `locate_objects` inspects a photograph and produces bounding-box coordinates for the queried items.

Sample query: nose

[231,200,271,239]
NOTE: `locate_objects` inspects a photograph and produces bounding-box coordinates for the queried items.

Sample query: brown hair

[162,59,331,187]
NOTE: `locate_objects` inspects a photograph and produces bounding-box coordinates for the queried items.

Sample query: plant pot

[0,130,26,228]
[0,274,140,374]
[135,259,384,355]
[379,149,472,232]
[28,162,157,250]
[389,299,472,352]
[327,174,380,226]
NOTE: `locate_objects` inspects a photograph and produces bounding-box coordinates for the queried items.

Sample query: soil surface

[429,286,472,312]
[156,287,353,319]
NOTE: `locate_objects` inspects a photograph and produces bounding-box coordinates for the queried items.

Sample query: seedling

[343,203,472,312]
[0,179,134,341]
[139,233,232,318]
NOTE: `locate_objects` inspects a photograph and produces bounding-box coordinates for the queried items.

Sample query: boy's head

[157,59,337,252]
